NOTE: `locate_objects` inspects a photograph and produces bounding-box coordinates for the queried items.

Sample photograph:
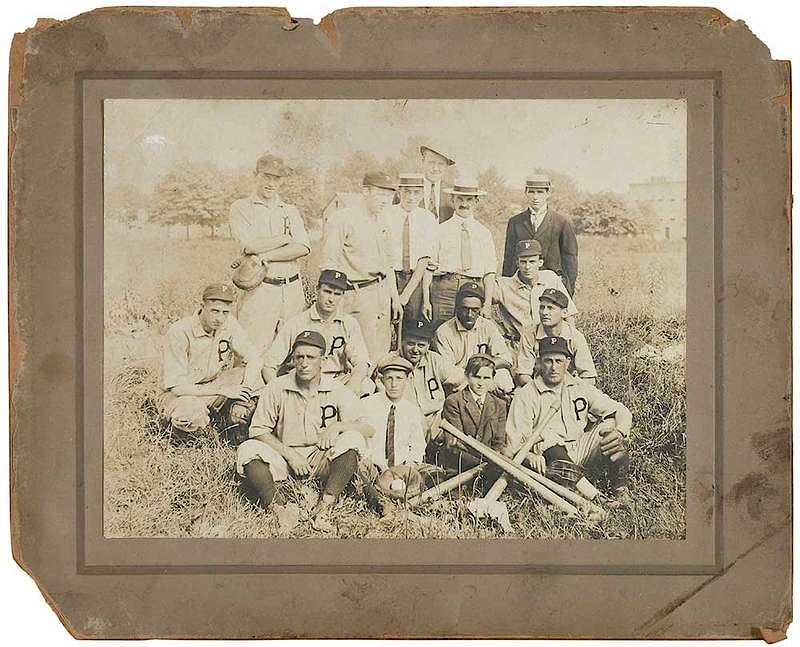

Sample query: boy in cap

[236,330,376,530]
[493,238,577,347]
[262,269,373,396]
[430,177,498,327]
[502,175,579,295]
[229,154,311,354]
[321,171,403,362]
[428,354,508,475]
[516,288,597,386]
[395,318,466,437]
[505,336,633,507]
[419,143,456,223]
[380,173,438,322]
[158,283,263,437]
[433,282,514,393]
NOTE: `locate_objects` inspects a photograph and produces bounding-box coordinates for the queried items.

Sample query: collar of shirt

[251,193,284,208]
[308,305,344,324]
[533,372,577,395]
[282,371,336,396]
[190,314,213,338]
[535,320,574,340]
[454,318,480,334]
[467,387,485,407]
[529,206,547,229]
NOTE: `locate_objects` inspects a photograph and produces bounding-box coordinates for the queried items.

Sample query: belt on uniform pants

[348,273,385,289]
[263,274,300,286]
[434,272,476,281]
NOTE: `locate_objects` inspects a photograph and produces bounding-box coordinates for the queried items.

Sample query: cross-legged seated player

[235,330,375,530]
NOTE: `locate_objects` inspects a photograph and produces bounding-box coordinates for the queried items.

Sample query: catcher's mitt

[231,254,266,290]
[376,465,424,500]
[545,459,584,488]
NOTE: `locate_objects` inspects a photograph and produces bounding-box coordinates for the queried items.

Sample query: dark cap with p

[255,154,287,177]
[456,281,485,304]
[539,287,569,309]
[538,336,572,358]
[403,318,436,340]
[376,353,414,375]
[292,330,327,353]
[202,283,237,303]
[517,239,543,258]
[318,269,349,292]
[362,171,397,191]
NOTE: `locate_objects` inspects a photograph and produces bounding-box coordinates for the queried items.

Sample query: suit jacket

[441,389,507,456]
[501,209,579,294]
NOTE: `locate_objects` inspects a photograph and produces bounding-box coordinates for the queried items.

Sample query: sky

[104,98,686,195]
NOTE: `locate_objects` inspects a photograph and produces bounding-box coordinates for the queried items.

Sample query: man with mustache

[229,154,311,355]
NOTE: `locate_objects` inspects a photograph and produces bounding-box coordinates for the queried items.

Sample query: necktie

[401,214,411,272]
[460,220,472,272]
[386,404,396,467]
[429,184,438,220]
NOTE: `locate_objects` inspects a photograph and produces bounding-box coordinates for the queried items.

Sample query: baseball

[389,478,406,492]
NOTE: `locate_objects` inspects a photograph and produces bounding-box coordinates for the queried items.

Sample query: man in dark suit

[419,143,456,223]
[427,354,507,474]
[501,174,579,295]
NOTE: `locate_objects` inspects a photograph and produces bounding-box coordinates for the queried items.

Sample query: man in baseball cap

[505,335,633,508]
[502,173,579,295]
[515,288,597,386]
[263,269,373,397]
[321,170,403,363]
[237,328,377,531]
[433,282,515,392]
[229,152,311,355]
[156,282,263,439]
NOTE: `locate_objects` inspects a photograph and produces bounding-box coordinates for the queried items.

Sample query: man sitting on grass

[505,336,633,508]
[235,330,375,531]
[427,354,507,477]
[262,269,373,396]
[158,283,263,439]
[516,288,597,386]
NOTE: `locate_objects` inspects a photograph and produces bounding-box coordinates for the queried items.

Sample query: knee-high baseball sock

[243,459,280,509]
[608,452,630,490]
[324,449,358,499]
[543,445,570,465]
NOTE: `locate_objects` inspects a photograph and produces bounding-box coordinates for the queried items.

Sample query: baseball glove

[230,254,266,290]
[545,459,584,488]
[376,465,424,499]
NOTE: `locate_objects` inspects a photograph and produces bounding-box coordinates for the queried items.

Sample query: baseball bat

[438,419,578,516]
[407,463,486,506]
[514,461,605,517]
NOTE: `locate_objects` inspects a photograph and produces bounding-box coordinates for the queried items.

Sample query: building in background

[627,177,686,240]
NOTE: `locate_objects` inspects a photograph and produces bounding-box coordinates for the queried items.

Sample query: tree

[322,150,380,203]
[105,183,149,226]
[572,192,647,236]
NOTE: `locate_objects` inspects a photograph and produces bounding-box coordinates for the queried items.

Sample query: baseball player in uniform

[516,288,597,386]
[262,270,373,396]
[381,173,437,322]
[505,336,633,507]
[229,154,311,354]
[433,282,515,393]
[158,283,262,437]
[321,171,403,363]
[236,330,375,529]
[493,239,576,347]
[430,177,498,327]
[394,318,465,438]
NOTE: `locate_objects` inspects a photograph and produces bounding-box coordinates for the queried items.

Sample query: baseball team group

[156,143,633,531]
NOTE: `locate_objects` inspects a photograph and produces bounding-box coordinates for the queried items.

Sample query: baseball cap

[376,354,414,374]
[539,288,569,309]
[456,281,485,304]
[202,283,237,302]
[538,336,572,358]
[516,239,542,258]
[403,318,435,340]
[362,171,397,191]
[255,154,287,177]
[291,330,327,353]
[318,269,349,292]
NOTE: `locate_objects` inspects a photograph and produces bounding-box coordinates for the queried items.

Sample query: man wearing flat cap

[419,143,456,223]
[505,336,633,507]
[158,283,263,438]
[380,173,438,322]
[430,176,498,327]
[433,282,515,393]
[262,269,373,396]
[236,330,376,530]
[502,174,579,296]
[229,154,311,355]
[516,287,597,386]
[321,171,403,362]
[493,238,577,353]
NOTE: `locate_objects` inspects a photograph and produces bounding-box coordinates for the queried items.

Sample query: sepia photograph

[103,98,687,540]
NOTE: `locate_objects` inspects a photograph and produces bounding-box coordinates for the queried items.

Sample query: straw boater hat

[419,142,456,166]
[444,177,487,197]
[398,173,425,188]
[525,174,552,191]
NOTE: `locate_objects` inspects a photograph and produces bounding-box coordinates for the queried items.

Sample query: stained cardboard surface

[8,6,791,639]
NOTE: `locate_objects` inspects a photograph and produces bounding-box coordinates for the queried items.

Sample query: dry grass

[104,226,686,539]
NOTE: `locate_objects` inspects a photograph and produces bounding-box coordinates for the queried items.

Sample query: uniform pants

[543,420,629,488]
[342,279,391,364]
[157,367,244,435]
[236,430,367,481]
[396,270,424,323]
[237,280,306,354]
[430,274,476,328]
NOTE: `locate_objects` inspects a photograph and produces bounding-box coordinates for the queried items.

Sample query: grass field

[104,225,686,539]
